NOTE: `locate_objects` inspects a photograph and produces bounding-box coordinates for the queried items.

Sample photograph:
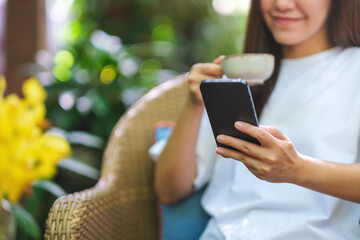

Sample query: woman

[154,0,360,239]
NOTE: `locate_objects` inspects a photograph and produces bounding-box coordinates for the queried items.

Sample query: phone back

[200,79,260,148]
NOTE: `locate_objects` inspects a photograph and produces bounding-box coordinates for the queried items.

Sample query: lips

[273,16,302,25]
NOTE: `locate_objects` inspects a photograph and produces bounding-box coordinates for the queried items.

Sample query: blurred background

[0,0,249,238]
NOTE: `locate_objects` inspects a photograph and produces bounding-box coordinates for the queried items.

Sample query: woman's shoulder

[335,47,360,87]
[337,46,360,59]
[328,47,360,72]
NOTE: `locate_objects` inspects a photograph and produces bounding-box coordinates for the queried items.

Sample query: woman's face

[261,0,332,57]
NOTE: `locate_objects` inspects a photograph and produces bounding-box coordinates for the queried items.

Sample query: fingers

[215,147,268,179]
[188,72,218,85]
[188,57,224,86]
[259,125,289,141]
[234,121,275,147]
[187,61,223,105]
[216,134,270,160]
[216,146,254,162]
[216,122,300,183]
[188,72,217,102]
[216,122,289,153]
[190,63,223,77]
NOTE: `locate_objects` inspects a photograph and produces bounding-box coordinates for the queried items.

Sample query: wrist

[185,97,204,110]
[293,154,324,187]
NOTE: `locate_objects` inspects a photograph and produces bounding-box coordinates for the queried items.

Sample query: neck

[282,28,333,59]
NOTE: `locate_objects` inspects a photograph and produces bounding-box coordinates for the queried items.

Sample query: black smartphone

[200,79,260,149]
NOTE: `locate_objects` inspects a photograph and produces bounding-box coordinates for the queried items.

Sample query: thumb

[212,55,225,65]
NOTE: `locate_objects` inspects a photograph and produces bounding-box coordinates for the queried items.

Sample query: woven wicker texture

[44,75,188,240]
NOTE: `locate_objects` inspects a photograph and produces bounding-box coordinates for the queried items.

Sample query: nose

[274,0,296,11]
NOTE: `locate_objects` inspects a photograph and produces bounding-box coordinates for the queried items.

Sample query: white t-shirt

[195,47,360,239]
[149,47,360,239]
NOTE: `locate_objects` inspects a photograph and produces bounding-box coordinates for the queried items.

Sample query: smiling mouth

[274,17,302,25]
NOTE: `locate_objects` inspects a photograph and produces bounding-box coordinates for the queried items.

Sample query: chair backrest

[97,75,188,238]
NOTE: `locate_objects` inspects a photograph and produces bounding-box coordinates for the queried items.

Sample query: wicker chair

[44,75,188,240]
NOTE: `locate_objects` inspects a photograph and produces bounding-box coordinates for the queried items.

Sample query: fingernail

[217,135,225,142]
[216,147,224,154]
[235,121,243,128]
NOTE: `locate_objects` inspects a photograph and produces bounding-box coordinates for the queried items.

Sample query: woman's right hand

[187,55,225,105]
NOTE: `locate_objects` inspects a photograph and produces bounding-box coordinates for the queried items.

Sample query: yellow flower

[0,75,5,97]
[23,77,47,104]
[0,77,71,203]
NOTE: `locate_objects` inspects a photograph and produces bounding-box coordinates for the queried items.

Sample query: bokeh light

[119,58,139,77]
[53,50,74,82]
[122,88,147,107]
[212,0,251,15]
[62,20,83,44]
[76,96,92,113]
[91,30,122,54]
[152,24,175,42]
[49,0,74,23]
[53,65,71,82]
[140,59,161,83]
[100,65,117,85]
[54,50,75,68]
[152,42,174,57]
[59,91,75,110]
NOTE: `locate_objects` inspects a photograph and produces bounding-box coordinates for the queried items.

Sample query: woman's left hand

[216,121,303,183]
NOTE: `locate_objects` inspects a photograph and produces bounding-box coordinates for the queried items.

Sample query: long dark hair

[244,0,360,116]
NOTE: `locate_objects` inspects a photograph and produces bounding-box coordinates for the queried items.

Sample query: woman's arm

[296,154,360,203]
[154,99,203,204]
[154,57,224,204]
[215,121,360,203]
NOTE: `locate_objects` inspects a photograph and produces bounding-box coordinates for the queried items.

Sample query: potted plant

[0,76,71,239]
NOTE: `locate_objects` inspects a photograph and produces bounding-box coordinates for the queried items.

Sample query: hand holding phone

[200,79,260,149]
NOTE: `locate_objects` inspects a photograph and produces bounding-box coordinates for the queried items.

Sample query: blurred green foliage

[45,0,247,141]
[18,1,249,239]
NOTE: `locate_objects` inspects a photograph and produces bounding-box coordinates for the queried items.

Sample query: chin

[272,34,303,47]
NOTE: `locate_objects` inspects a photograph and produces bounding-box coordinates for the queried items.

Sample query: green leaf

[47,128,105,149]
[33,180,67,198]
[67,130,104,149]
[12,204,41,239]
[57,158,100,180]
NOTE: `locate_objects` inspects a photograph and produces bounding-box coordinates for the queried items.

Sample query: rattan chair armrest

[45,179,157,240]
[45,182,109,240]
[45,75,189,240]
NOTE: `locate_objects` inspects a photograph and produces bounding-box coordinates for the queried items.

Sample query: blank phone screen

[200,79,260,149]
